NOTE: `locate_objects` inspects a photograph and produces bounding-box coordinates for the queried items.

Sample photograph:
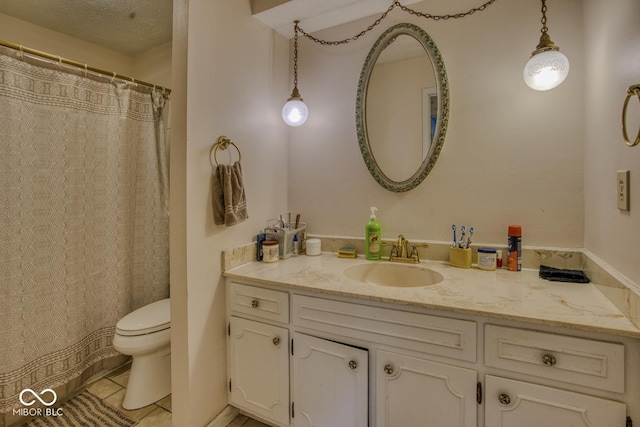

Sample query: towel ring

[210,136,242,166]
[622,84,640,147]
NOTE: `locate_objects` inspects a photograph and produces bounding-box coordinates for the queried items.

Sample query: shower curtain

[0,46,170,415]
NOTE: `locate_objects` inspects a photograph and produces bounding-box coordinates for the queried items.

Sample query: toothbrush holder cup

[450,247,472,269]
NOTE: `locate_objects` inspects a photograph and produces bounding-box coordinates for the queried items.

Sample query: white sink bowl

[344,263,444,287]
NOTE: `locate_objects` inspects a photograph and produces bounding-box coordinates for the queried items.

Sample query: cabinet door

[376,349,477,427]
[292,332,368,427]
[229,316,290,426]
[485,375,626,427]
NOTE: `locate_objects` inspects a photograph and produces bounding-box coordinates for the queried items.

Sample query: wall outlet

[617,170,630,211]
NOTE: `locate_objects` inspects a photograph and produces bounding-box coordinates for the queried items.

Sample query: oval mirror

[356,23,449,192]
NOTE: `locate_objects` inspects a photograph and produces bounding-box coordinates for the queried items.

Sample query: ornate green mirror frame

[356,23,449,192]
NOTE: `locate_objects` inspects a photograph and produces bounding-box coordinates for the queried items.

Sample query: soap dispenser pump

[365,207,381,260]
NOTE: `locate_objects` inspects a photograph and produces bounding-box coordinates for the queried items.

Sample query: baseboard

[206,405,239,427]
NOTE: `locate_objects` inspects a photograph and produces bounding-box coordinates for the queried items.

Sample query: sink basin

[344,263,444,287]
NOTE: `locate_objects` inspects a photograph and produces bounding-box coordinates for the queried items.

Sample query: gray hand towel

[212,161,248,226]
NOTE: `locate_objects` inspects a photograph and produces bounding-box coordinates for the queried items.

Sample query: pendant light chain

[296,0,499,46]
[293,20,300,88]
[539,0,549,36]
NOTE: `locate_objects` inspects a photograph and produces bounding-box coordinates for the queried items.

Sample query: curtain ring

[622,84,640,147]
[83,64,88,77]
[18,45,24,60]
[111,72,117,84]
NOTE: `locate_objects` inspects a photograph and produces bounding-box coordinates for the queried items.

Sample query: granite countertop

[223,253,640,339]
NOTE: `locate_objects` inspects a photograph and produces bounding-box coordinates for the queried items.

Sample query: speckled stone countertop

[223,253,640,339]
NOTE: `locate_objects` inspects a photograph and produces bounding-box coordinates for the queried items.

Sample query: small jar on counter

[477,247,497,271]
[262,240,280,263]
[306,238,321,256]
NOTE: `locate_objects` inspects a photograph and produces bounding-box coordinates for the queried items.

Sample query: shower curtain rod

[0,39,171,94]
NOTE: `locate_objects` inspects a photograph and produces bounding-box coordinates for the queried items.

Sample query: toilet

[112,298,171,410]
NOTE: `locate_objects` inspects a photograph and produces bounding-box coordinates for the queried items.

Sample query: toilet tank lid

[117,298,170,332]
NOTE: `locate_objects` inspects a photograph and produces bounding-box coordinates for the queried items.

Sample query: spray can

[507,225,521,271]
[257,233,266,261]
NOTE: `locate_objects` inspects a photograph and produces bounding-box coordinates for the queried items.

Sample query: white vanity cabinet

[291,293,479,427]
[292,332,368,427]
[228,316,290,425]
[226,278,637,427]
[485,375,626,427]
[228,283,291,426]
[376,349,477,427]
[228,282,369,427]
[484,324,628,427]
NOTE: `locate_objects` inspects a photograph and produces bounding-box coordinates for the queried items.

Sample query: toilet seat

[116,298,170,336]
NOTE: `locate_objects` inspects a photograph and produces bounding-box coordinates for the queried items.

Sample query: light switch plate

[617,170,630,211]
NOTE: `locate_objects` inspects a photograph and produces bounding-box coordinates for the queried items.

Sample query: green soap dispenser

[365,207,381,260]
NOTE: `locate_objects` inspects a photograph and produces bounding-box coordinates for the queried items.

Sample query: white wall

[133,42,172,89]
[170,0,290,425]
[584,0,640,286]
[287,0,585,248]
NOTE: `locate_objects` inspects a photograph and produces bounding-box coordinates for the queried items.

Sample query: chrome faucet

[389,234,428,264]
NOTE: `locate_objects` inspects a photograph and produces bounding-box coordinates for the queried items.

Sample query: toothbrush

[459,225,466,248]
[466,227,474,248]
[452,224,456,248]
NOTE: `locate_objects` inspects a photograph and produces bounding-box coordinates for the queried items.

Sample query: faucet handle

[410,243,429,262]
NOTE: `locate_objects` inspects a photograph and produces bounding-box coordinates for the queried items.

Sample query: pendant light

[282,21,308,126]
[523,0,569,91]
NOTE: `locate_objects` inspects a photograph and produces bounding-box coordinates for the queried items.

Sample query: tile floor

[89,364,269,427]
[225,415,270,427]
[87,364,172,427]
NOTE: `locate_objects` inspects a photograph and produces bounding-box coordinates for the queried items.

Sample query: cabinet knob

[348,360,358,370]
[498,393,512,406]
[272,337,280,346]
[383,364,394,375]
[251,299,259,308]
[542,353,557,366]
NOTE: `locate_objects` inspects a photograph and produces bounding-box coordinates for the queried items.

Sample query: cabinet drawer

[229,282,289,323]
[293,294,476,362]
[485,325,624,393]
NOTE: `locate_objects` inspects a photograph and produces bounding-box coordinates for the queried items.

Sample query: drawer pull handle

[383,364,394,375]
[348,360,358,370]
[251,299,259,308]
[542,353,557,366]
[498,393,512,406]
[272,337,280,346]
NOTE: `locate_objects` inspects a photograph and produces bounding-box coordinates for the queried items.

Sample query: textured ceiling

[253,0,423,38]
[0,0,173,55]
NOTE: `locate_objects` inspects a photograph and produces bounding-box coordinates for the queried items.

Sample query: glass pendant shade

[282,96,308,127]
[523,49,570,91]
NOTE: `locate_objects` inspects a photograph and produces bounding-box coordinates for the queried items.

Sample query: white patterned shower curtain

[0,46,170,416]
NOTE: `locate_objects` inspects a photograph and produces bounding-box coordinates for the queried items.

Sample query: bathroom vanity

[224,254,640,427]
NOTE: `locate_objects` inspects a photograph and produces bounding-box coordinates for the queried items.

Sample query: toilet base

[122,348,171,410]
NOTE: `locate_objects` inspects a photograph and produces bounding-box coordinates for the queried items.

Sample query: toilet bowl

[112,298,171,410]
